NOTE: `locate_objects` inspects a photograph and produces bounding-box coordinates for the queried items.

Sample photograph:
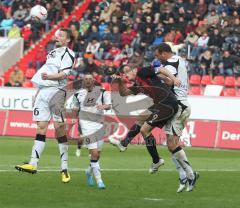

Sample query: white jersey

[71,85,111,130]
[31,46,75,89]
[156,55,188,101]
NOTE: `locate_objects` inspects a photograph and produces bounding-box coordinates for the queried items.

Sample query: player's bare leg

[55,121,70,183]
[140,122,164,173]
[15,121,48,174]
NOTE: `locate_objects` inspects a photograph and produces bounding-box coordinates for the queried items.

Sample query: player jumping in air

[15,28,75,183]
[111,63,180,174]
[70,73,111,189]
[155,43,199,192]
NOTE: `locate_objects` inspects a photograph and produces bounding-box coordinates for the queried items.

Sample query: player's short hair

[59,28,73,41]
[156,43,172,53]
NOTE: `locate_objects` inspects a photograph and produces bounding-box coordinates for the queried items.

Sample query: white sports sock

[172,155,187,181]
[29,140,46,167]
[173,149,194,180]
[59,142,68,170]
[91,161,102,184]
[86,165,92,175]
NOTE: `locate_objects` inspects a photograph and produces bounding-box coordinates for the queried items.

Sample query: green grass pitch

[0,136,240,208]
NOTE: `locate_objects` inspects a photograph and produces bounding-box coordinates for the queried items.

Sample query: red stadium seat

[236,88,240,97]
[101,82,111,91]
[0,77,4,86]
[25,68,36,79]
[236,77,240,87]
[201,75,212,85]
[224,88,236,97]
[212,75,225,85]
[22,80,33,88]
[189,86,202,95]
[189,75,201,85]
[225,76,235,87]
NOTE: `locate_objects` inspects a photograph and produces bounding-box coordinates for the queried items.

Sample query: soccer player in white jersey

[71,73,111,189]
[155,43,199,192]
[15,28,75,183]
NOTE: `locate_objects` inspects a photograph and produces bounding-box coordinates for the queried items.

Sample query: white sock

[86,165,92,175]
[90,161,102,183]
[172,155,187,182]
[173,148,194,180]
[29,140,46,167]
[59,142,68,170]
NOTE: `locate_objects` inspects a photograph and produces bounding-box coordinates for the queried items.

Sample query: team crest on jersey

[48,50,56,59]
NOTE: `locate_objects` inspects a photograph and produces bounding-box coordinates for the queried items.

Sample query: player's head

[155,43,172,62]
[55,28,72,48]
[122,64,138,81]
[83,73,94,89]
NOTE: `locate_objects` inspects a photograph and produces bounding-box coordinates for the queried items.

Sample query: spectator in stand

[86,38,100,57]
[111,26,121,47]
[8,23,21,38]
[121,0,132,14]
[88,0,98,12]
[152,28,164,47]
[87,24,100,42]
[140,27,154,50]
[190,32,209,60]
[68,15,80,31]
[13,5,27,21]
[0,12,14,36]
[99,6,112,23]
[185,31,199,48]
[7,64,24,87]
[199,50,213,70]
[85,58,99,75]
[121,26,136,47]
[208,28,223,50]
[195,0,207,19]
[98,20,108,39]
[95,38,112,60]
[221,50,234,76]
[206,9,219,25]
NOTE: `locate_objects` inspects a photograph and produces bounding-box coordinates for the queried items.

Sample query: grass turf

[0,136,240,208]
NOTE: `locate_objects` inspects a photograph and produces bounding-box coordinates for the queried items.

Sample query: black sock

[77,140,82,149]
[120,124,141,147]
[144,134,160,164]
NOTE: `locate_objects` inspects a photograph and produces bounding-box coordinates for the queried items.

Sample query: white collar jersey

[161,55,189,101]
[31,46,75,89]
[71,86,111,127]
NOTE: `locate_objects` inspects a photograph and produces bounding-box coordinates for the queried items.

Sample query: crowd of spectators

[67,0,240,83]
[1,0,240,87]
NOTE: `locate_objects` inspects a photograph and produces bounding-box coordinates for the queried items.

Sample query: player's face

[155,50,167,62]
[123,66,137,81]
[84,75,94,89]
[55,30,70,48]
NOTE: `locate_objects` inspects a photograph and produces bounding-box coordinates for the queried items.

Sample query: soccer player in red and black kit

[111,64,180,173]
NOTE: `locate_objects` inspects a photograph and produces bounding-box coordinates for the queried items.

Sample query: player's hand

[96,105,106,110]
[41,72,48,80]
[174,78,181,87]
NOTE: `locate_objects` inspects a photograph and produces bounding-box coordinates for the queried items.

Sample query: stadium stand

[0,0,240,97]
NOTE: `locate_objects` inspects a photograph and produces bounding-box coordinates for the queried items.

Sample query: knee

[140,127,148,138]
[90,150,99,160]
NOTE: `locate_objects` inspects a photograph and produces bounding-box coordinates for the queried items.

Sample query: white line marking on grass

[1,168,240,172]
[144,198,164,201]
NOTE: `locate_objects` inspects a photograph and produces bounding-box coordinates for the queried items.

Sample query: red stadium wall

[1,110,240,150]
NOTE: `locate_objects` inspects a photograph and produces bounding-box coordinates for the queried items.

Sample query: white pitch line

[1,168,240,172]
[144,198,164,201]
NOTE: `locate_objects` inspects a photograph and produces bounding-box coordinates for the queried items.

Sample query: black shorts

[146,100,178,128]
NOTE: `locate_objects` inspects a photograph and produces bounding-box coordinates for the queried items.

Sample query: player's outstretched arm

[157,67,181,87]
[41,71,67,81]
[158,74,173,86]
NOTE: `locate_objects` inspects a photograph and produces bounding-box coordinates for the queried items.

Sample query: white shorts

[164,100,191,137]
[33,87,66,122]
[80,122,105,151]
